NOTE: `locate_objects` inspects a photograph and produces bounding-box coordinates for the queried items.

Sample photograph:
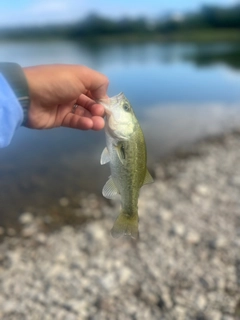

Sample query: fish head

[99,93,137,139]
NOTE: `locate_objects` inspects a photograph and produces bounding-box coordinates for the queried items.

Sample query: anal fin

[102,176,119,199]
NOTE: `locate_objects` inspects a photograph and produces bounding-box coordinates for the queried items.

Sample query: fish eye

[123,103,130,112]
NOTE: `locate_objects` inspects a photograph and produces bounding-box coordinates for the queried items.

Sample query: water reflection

[142,102,240,161]
[0,40,240,227]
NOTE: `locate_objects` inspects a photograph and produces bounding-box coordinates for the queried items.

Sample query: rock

[186,230,201,244]
[19,212,34,225]
[160,208,173,221]
[197,295,207,310]
[231,175,240,187]
[59,197,69,207]
[215,236,228,249]
[195,184,210,196]
[21,224,37,238]
[174,223,186,237]
[2,300,18,313]
[35,233,47,244]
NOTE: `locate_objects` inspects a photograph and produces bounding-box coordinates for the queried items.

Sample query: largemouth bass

[99,93,153,239]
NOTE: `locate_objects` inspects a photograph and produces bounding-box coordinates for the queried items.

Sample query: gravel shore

[1,130,240,320]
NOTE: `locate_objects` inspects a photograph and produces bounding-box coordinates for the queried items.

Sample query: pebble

[59,197,69,207]
[160,208,173,221]
[186,230,201,244]
[197,295,207,310]
[7,228,16,236]
[195,184,210,196]
[19,212,34,225]
[21,224,37,238]
[174,223,186,237]
[35,233,47,244]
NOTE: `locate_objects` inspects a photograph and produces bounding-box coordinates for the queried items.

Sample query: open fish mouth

[98,92,124,113]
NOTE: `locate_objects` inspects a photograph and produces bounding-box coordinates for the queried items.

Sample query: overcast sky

[0,0,238,27]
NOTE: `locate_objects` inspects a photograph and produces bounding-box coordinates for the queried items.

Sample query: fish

[99,92,153,239]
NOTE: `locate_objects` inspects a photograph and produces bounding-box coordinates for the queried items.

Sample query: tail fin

[111,211,139,239]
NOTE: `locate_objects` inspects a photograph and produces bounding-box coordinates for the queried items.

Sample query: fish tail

[111,210,139,239]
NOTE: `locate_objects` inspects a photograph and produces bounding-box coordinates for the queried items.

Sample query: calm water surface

[0,40,240,227]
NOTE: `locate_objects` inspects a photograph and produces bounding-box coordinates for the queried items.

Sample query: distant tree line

[0,3,240,40]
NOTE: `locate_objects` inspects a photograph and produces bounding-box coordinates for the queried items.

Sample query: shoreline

[1,29,240,43]
[1,128,240,318]
[1,128,240,239]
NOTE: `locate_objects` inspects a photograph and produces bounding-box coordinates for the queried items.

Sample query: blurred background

[0,0,240,231]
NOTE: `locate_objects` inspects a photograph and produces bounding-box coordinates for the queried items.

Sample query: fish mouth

[98,92,125,113]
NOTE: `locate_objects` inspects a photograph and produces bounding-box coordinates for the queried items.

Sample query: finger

[76,95,105,116]
[79,67,109,99]
[91,116,105,131]
[62,113,93,130]
[73,105,92,118]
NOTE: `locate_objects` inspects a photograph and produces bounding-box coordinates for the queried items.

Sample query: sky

[0,0,239,27]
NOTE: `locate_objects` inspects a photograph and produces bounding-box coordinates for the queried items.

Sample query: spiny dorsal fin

[143,170,154,185]
[102,176,119,199]
[100,147,110,165]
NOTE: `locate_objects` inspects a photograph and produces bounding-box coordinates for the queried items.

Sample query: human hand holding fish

[99,93,154,239]
[23,64,109,130]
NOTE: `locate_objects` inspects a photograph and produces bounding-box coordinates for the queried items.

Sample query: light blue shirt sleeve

[0,73,24,148]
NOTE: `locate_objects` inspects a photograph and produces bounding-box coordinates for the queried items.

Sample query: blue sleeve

[0,73,24,148]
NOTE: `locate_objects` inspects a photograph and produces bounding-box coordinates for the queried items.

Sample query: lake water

[1,40,240,228]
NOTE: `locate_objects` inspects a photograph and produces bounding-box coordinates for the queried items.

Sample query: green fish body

[99,93,153,239]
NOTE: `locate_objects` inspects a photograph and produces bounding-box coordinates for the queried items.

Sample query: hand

[23,64,109,130]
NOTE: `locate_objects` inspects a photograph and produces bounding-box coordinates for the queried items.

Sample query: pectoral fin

[102,176,119,199]
[115,142,126,165]
[100,147,110,165]
[143,170,154,185]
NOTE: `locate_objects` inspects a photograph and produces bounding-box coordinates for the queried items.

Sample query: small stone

[59,197,69,207]
[7,228,16,236]
[174,223,186,237]
[197,295,207,310]
[19,212,34,225]
[216,236,228,248]
[196,184,210,196]
[231,175,240,187]
[3,300,17,313]
[100,273,116,291]
[35,233,47,244]
[186,230,201,244]
[55,253,68,264]
[207,310,221,320]
[174,306,186,320]
[21,225,37,238]
[160,208,173,221]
